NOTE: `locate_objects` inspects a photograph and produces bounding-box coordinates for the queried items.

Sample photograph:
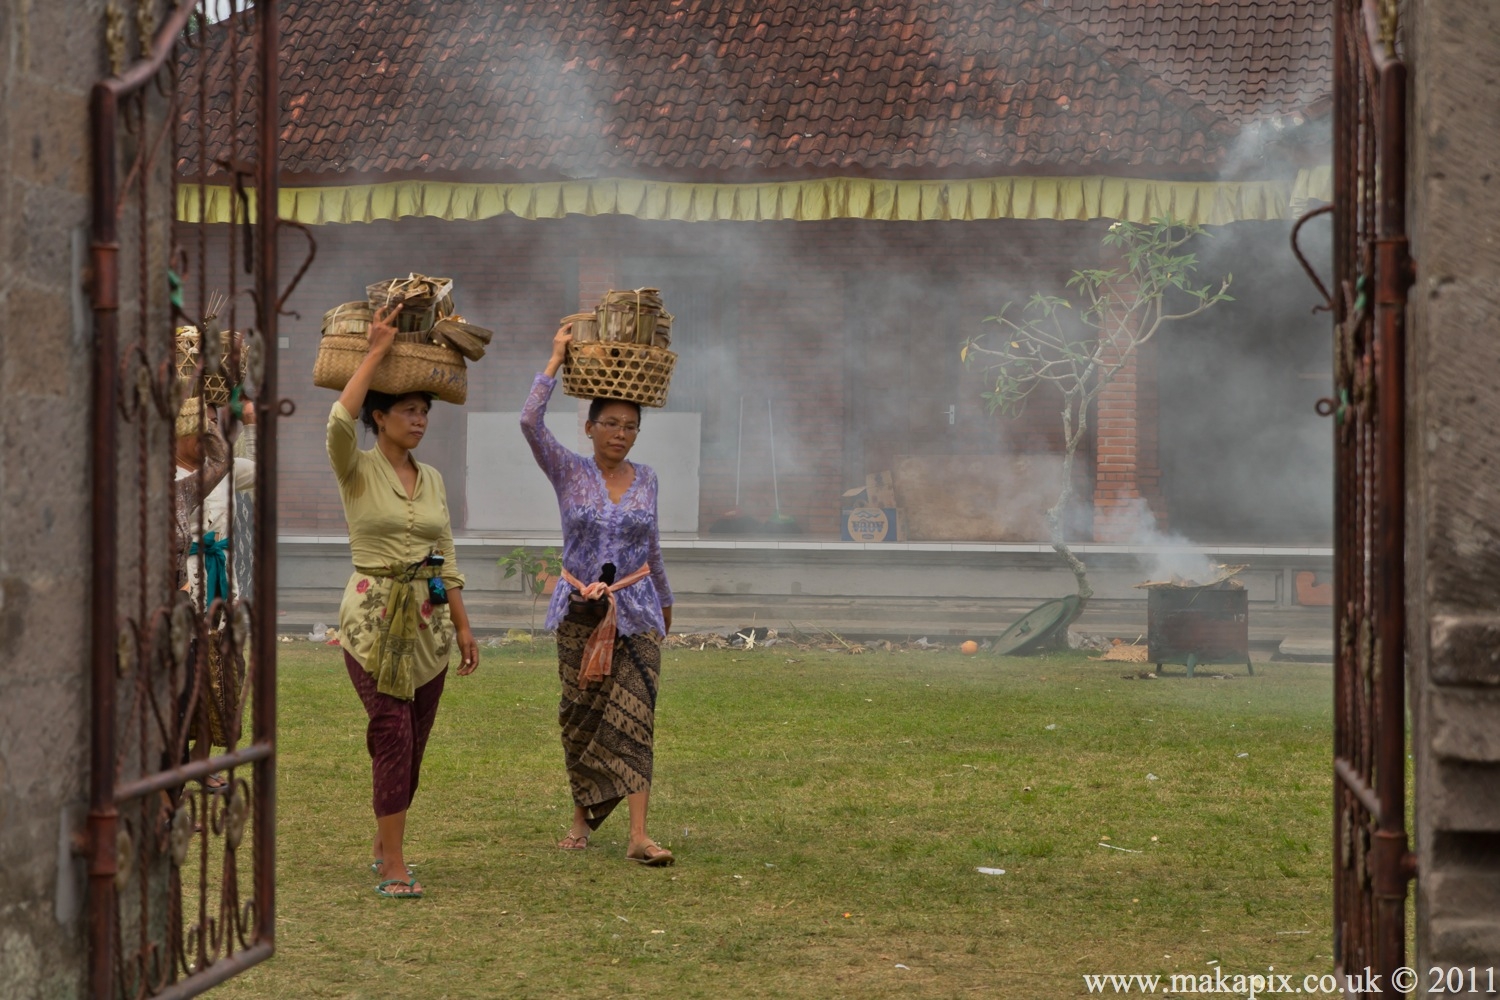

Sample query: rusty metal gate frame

[87,2,283,997]
[1295,0,1417,986]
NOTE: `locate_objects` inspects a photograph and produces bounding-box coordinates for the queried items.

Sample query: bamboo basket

[562,311,598,343]
[326,300,443,346]
[312,334,468,405]
[561,341,677,408]
[366,274,455,333]
[322,301,371,338]
[175,326,246,405]
[596,288,672,346]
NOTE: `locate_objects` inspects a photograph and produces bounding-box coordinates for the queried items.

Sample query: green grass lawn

[217,643,1337,999]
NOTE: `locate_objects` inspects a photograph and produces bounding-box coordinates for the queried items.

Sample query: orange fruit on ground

[960,640,979,655]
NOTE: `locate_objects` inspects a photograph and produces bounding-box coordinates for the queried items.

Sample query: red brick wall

[1091,256,1167,541]
[193,214,1112,538]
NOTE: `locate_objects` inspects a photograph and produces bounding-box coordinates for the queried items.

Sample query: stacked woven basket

[561,288,678,408]
[175,324,247,407]
[312,274,493,405]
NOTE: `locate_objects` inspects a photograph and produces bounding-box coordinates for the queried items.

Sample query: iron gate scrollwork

[88,2,287,996]
[1295,0,1417,988]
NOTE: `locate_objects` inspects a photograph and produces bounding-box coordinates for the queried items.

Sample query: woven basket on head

[322,301,371,338]
[562,311,598,343]
[561,341,677,408]
[324,300,442,346]
[366,274,455,333]
[312,334,468,405]
[175,326,246,405]
[596,288,670,346]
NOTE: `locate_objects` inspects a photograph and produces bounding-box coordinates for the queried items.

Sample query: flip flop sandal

[626,842,675,867]
[370,860,416,876]
[375,877,423,899]
[557,833,590,851]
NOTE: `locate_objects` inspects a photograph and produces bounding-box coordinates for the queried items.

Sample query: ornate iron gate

[1297,0,1417,987]
[87,2,286,996]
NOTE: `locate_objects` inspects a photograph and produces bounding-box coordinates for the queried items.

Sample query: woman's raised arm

[542,322,572,379]
[337,303,401,418]
[521,323,577,487]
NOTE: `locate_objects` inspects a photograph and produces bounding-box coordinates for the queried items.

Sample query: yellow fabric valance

[177,170,1334,227]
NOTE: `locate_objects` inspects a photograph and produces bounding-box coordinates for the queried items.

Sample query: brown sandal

[626,841,675,867]
[557,833,590,851]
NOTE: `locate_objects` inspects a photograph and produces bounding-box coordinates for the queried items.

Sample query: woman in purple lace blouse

[520,323,676,866]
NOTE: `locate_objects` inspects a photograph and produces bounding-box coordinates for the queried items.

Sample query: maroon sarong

[344,651,447,818]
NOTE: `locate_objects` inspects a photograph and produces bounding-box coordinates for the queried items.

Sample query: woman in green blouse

[328,303,480,899]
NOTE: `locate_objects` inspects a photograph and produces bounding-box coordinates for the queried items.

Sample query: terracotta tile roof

[179,1,1330,183]
[1045,0,1333,124]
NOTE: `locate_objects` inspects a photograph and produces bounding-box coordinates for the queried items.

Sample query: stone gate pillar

[1409,0,1500,968]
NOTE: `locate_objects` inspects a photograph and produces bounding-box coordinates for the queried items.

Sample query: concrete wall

[279,536,1330,606]
[1409,0,1500,973]
[0,0,107,996]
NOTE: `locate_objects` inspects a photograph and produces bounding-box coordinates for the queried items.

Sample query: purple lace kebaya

[520,373,673,636]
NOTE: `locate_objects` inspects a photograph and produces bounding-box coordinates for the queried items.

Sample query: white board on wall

[466,406,701,533]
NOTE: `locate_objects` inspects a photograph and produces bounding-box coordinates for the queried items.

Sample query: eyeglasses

[595,419,640,435]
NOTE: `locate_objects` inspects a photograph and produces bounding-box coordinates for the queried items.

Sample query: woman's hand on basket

[368,303,402,356]
[456,626,480,676]
[552,322,574,359]
[545,322,573,378]
[339,303,402,418]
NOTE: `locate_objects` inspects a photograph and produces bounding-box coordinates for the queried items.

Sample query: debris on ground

[1096,637,1149,662]
[661,625,969,655]
[1068,630,1112,651]
[306,623,340,644]
[662,631,733,650]
[478,630,556,648]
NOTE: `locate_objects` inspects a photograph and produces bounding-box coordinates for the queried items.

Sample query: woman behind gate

[327,303,480,898]
[521,323,676,866]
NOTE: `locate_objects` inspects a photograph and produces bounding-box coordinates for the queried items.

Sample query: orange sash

[561,564,652,686]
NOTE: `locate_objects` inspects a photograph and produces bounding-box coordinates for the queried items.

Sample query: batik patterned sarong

[556,597,661,828]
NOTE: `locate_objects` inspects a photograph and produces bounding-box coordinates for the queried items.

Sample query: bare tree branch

[961,218,1232,611]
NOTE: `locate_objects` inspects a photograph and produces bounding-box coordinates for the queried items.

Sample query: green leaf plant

[497,546,563,638]
[961,218,1233,610]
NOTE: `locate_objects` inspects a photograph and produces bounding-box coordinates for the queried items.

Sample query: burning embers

[1137,565,1253,678]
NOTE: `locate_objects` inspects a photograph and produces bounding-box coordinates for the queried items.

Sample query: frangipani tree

[962,218,1233,608]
